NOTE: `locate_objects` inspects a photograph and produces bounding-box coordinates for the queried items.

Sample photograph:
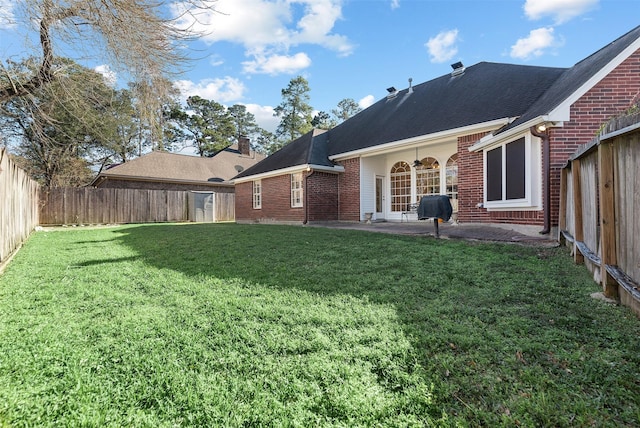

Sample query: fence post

[598,141,618,299]
[558,167,568,244]
[571,158,584,265]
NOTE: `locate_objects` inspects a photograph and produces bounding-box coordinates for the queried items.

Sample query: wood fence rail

[0,148,39,269]
[559,112,640,316]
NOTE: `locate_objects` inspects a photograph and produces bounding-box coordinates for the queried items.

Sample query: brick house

[91,138,265,192]
[233,26,640,234]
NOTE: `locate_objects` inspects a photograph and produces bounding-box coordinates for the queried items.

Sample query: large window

[291,172,303,208]
[416,157,440,201]
[484,136,539,210]
[252,180,261,209]
[390,161,411,212]
[446,154,458,212]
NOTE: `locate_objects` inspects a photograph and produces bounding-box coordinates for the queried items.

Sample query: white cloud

[172,0,353,75]
[390,0,400,10]
[94,65,117,87]
[425,29,459,63]
[173,77,246,103]
[358,95,375,109]
[243,103,279,133]
[524,0,598,24]
[0,0,16,29]
[510,27,558,60]
[242,52,311,75]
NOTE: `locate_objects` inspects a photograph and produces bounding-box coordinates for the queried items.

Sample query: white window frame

[483,133,541,210]
[252,180,261,209]
[291,172,303,208]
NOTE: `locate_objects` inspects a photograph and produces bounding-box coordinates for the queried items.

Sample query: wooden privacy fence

[0,148,39,268]
[40,188,235,225]
[559,112,640,316]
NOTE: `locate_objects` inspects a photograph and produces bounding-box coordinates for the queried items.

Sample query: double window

[484,135,540,209]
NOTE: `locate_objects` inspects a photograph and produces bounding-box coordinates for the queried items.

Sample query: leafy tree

[228,104,260,140]
[96,89,140,164]
[256,129,279,155]
[161,98,189,153]
[332,98,362,124]
[311,111,335,130]
[2,58,117,187]
[274,76,313,143]
[176,96,235,157]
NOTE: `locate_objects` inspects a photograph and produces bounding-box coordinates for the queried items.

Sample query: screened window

[486,137,526,202]
[252,180,261,209]
[291,173,303,208]
[416,157,440,201]
[390,161,411,212]
[446,154,458,212]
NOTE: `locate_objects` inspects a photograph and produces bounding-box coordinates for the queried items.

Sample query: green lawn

[0,223,638,427]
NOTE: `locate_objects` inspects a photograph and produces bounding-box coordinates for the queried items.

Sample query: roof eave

[329,118,512,160]
[232,163,345,184]
[92,174,233,187]
[469,113,570,151]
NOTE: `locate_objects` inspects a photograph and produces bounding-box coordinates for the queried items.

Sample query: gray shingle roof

[96,144,265,184]
[326,62,566,156]
[233,25,640,179]
[234,129,332,179]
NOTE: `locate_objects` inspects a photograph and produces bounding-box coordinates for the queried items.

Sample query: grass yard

[0,223,639,427]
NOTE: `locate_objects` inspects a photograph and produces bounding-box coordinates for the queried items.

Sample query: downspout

[530,125,551,234]
[303,168,315,225]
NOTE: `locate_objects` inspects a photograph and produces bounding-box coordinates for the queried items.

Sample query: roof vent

[386,86,398,99]
[408,78,413,94]
[450,61,465,77]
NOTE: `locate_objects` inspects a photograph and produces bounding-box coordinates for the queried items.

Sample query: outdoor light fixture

[536,123,547,132]
[413,148,422,167]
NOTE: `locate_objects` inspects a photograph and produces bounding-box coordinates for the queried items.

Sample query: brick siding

[307,172,339,221]
[235,174,306,223]
[337,158,360,221]
[457,132,491,223]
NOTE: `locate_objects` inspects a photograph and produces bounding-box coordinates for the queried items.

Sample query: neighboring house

[233,26,640,233]
[92,138,265,192]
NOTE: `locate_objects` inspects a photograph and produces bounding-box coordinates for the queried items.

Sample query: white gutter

[232,163,345,184]
[329,118,511,160]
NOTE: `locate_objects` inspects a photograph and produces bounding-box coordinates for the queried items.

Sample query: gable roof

[92,143,265,186]
[234,129,335,179]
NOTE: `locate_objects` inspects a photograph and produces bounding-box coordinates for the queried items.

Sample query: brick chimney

[238,136,251,156]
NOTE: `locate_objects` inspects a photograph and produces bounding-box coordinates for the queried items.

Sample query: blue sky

[1,0,639,134]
